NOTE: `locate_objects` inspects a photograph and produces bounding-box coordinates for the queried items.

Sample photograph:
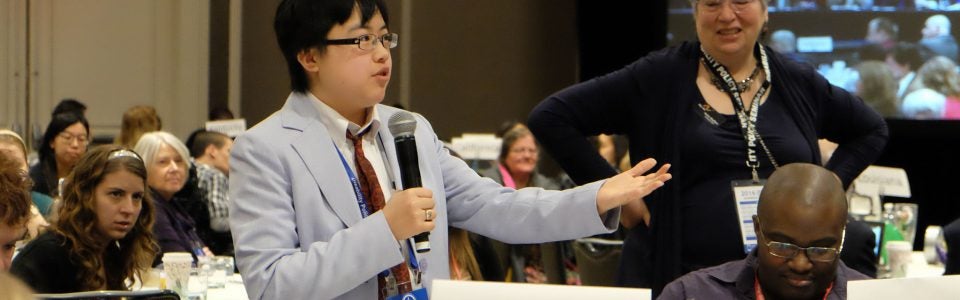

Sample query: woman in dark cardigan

[528,0,886,295]
[134,131,211,264]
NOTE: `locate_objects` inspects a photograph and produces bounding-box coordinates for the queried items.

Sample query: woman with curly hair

[10,145,157,293]
[0,154,33,271]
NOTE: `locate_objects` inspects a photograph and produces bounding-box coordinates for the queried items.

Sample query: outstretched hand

[596,158,672,216]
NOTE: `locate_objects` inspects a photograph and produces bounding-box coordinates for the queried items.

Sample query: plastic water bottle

[879,203,905,276]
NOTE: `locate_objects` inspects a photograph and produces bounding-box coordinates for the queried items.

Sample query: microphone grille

[388,111,417,137]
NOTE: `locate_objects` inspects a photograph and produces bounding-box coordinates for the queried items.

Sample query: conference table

[138,273,248,300]
[905,251,946,278]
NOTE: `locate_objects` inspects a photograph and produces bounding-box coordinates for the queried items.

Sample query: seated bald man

[659,163,870,300]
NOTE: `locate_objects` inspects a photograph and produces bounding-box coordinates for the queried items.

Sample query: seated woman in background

[30,112,90,197]
[116,105,162,149]
[479,123,573,284]
[482,123,562,190]
[134,131,210,263]
[0,130,51,240]
[10,145,156,293]
[0,155,33,271]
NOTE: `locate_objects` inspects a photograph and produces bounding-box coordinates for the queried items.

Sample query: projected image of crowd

[670,1,960,119]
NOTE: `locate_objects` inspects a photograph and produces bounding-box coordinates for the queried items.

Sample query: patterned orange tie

[346,130,413,299]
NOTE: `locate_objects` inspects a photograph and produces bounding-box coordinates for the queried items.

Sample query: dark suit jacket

[944,218,960,274]
[841,218,878,278]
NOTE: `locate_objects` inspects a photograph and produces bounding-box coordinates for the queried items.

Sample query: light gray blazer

[229,92,619,299]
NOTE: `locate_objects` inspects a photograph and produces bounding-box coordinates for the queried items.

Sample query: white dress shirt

[308,94,422,292]
[309,93,395,202]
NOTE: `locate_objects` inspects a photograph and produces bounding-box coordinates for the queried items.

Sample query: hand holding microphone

[382,187,436,241]
[388,111,432,253]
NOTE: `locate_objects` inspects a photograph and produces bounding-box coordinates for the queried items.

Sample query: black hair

[34,112,90,195]
[187,130,229,158]
[208,106,235,121]
[889,42,925,71]
[39,112,90,163]
[52,98,87,117]
[274,0,390,93]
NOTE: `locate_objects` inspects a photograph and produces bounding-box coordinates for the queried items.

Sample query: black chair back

[35,289,180,300]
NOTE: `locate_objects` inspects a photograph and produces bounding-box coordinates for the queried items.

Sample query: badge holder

[383,276,429,300]
[732,179,765,254]
[382,239,430,300]
[386,288,429,300]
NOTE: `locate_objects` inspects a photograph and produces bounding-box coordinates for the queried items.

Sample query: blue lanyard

[333,140,372,218]
[407,239,420,271]
[332,138,419,280]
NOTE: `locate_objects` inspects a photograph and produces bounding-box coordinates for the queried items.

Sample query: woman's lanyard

[701,43,777,183]
[331,133,423,283]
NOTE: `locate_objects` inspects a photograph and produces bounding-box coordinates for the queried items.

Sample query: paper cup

[885,241,913,278]
[162,252,193,297]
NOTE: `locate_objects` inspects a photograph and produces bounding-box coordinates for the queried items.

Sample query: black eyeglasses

[757,222,844,263]
[326,33,399,51]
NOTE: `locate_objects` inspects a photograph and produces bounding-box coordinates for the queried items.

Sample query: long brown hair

[448,228,483,280]
[54,145,157,290]
[857,61,900,117]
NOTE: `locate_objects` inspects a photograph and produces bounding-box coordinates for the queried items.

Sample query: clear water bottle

[879,203,905,277]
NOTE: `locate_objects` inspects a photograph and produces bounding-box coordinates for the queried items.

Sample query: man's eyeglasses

[697,0,758,13]
[757,224,843,263]
[58,132,89,146]
[327,33,399,51]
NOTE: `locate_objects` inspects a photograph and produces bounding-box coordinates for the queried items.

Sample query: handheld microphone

[388,111,430,253]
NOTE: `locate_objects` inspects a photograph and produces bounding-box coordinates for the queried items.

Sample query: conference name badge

[387,288,428,300]
[732,179,765,254]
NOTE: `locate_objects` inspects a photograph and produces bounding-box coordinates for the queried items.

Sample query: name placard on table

[430,279,650,300]
[848,275,959,300]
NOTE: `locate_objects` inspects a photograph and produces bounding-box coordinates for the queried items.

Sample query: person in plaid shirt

[189,130,234,255]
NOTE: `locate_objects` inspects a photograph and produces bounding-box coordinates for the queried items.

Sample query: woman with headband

[11,145,156,293]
